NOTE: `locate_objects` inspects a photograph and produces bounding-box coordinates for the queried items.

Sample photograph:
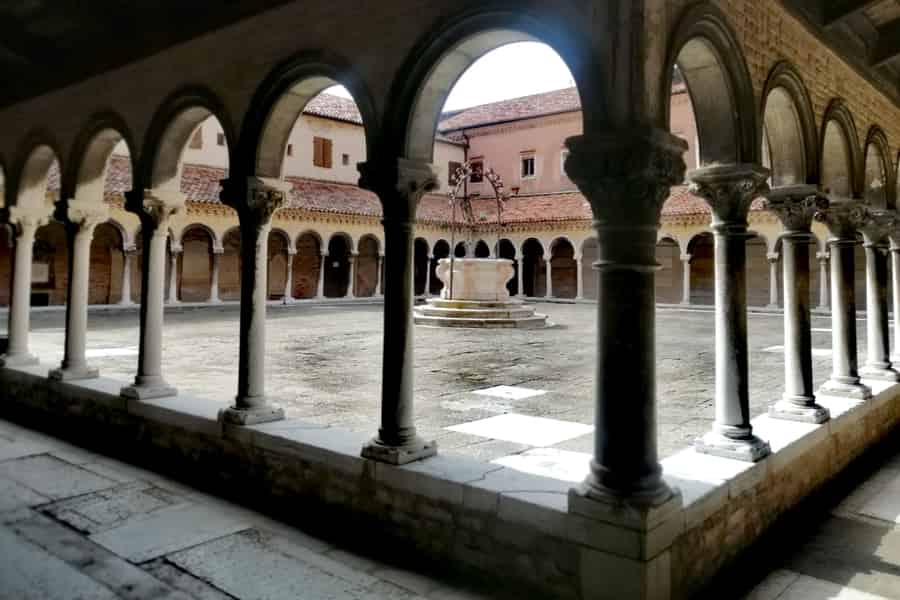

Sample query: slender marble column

[316,253,327,298]
[767,252,780,308]
[424,254,433,297]
[763,185,829,423]
[575,255,584,300]
[860,211,899,381]
[283,249,295,304]
[0,207,50,367]
[209,246,222,303]
[166,245,181,304]
[690,164,772,462]
[219,177,289,425]
[563,129,687,504]
[680,253,692,305]
[360,158,438,464]
[515,260,523,297]
[119,246,135,306]
[376,253,384,296]
[891,238,900,363]
[347,252,357,299]
[121,188,184,400]
[816,251,830,310]
[545,257,553,298]
[50,200,108,381]
[816,204,872,399]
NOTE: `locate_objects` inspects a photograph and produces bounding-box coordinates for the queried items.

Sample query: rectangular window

[216,132,225,146]
[286,143,293,157]
[521,155,536,179]
[469,160,484,183]
[560,149,570,178]
[342,153,350,166]
[313,137,333,168]
[189,128,203,149]
[448,161,462,186]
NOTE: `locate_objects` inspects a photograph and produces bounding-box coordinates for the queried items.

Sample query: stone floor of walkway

[0,416,491,600]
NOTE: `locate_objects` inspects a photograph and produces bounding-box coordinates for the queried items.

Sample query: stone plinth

[414,258,548,328]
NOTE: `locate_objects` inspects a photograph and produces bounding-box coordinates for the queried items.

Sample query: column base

[48,365,99,381]
[0,353,39,368]
[694,431,771,462]
[860,365,900,382]
[818,377,872,400]
[218,404,285,426]
[361,436,437,465]
[769,398,830,424]
[120,380,178,400]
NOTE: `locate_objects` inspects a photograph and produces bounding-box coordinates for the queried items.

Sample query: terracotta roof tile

[284,176,382,216]
[303,93,363,125]
[438,87,581,132]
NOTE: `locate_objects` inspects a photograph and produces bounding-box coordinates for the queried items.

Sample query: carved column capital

[816,251,830,262]
[7,205,51,234]
[687,164,770,229]
[564,128,687,225]
[680,253,692,263]
[212,243,224,255]
[763,184,827,234]
[858,208,898,246]
[169,242,183,255]
[66,198,109,233]
[815,202,875,241]
[123,243,138,256]
[359,158,437,223]
[140,187,185,232]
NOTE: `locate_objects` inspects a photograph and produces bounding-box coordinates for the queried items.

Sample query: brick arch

[580,236,598,301]
[179,224,215,302]
[11,134,62,211]
[664,2,760,166]
[474,239,491,258]
[388,5,596,163]
[325,233,353,298]
[90,221,126,305]
[820,99,861,200]
[688,232,714,305]
[63,111,136,204]
[356,234,380,297]
[267,228,291,300]
[864,126,892,209]
[33,220,68,306]
[761,62,818,186]
[656,236,683,304]
[413,237,430,296]
[220,227,241,301]
[293,230,323,299]
[521,237,546,297]
[550,237,576,299]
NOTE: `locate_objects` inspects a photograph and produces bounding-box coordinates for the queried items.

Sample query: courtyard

[19,302,848,464]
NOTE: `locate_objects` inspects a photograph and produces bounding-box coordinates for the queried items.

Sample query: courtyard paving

[19,301,861,464]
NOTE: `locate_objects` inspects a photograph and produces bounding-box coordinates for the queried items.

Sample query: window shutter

[313,137,323,167]
[323,138,333,168]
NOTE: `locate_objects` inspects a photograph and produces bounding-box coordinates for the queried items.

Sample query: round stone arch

[663,3,760,166]
[549,236,577,299]
[384,4,596,163]
[687,232,714,305]
[293,229,324,299]
[521,237,546,297]
[139,86,236,194]
[863,126,892,208]
[657,231,684,254]
[11,130,64,211]
[761,62,818,186]
[356,234,381,297]
[579,236,599,301]
[820,99,861,200]
[267,227,292,300]
[90,220,126,305]
[62,111,137,204]
[474,240,491,258]
[179,223,217,302]
[656,235,683,304]
[220,226,242,301]
[413,237,431,296]
[325,232,354,298]
[235,49,377,179]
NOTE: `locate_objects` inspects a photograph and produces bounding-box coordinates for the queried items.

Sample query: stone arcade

[1,2,900,599]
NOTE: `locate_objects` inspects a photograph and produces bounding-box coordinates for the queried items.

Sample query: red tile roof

[438,88,581,132]
[303,93,363,125]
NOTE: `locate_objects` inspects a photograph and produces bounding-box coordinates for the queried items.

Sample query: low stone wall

[0,364,898,599]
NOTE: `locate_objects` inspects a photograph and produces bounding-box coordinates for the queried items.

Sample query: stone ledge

[1,365,899,600]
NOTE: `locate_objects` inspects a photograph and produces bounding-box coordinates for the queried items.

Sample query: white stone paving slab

[491,448,591,482]
[0,454,117,499]
[0,524,119,600]
[745,571,892,599]
[85,346,139,358]
[763,345,832,357]
[90,502,251,563]
[858,469,900,524]
[445,413,593,447]
[471,385,547,400]
[45,482,184,534]
[0,476,49,512]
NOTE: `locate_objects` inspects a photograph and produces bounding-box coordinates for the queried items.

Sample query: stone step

[415,306,537,319]
[425,299,527,310]
[413,314,548,329]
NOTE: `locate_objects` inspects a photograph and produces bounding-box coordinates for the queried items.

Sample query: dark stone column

[816,204,873,399]
[689,164,772,462]
[763,185,829,423]
[564,128,686,505]
[359,159,438,465]
[859,210,899,382]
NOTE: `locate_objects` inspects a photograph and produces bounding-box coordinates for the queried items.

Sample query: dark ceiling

[0,1,294,108]
[0,1,898,110]
[781,0,900,106]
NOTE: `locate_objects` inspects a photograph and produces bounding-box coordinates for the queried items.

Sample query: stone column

[166,244,181,304]
[209,245,222,303]
[283,248,295,304]
[376,253,384,296]
[515,260,523,297]
[563,129,686,505]
[0,207,50,367]
[545,256,553,298]
[689,164,772,462]
[118,245,135,306]
[219,177,290,425]
[424,254,433,297]
[347,251,357,299]
[680,253,692,305]
[816,204,873,399]
[50,200,109,381]
[767,252,780,308]
[121,188,184,399]
[891,237,900,363]
[317,252,327,298]
[859,211,899,381]
[816,251,830,310]
[359,158,438,464]
[763,185,829,423]
[575,254,584,300]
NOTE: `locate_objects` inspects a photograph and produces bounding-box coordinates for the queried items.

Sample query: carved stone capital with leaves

[245,177,290,227]
[763,184,827,234]
[688,164,770,230]
[359,158,437,224]
[140,187,185,235]
[815,202,875,241]
[7,204,51,237]
[858,208,897,247]
[564,128,687,226]
[67,198,109,235]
